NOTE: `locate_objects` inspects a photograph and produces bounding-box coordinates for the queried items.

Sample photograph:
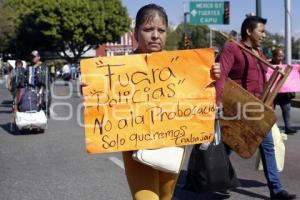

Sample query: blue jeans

[225,130,283,194]
[274,93,294,130]
[259,130,283,194]
[278,103,292,130]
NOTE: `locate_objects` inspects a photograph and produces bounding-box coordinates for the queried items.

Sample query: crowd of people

[1,51,51,116]
[1,53,81,114]
[0,49,83,134]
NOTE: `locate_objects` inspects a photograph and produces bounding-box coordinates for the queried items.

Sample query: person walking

[26,50,51,116]
[80,4,220,199]
[3,62,13,89]
[122,4,220,200]
[121,5,178,200]
[272,48,297,134]
[62,62,71,82]
[215,16,296,200]
[49,61,56,83]
[8,59,26,111]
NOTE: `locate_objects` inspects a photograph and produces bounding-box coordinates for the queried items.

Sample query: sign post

[189,1,230,25]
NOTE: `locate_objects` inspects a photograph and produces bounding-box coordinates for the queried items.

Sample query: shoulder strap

[256,51,266,84]
[240,47,267,90]
[240,49,249,90]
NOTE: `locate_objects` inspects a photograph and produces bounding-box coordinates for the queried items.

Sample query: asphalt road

[0,79,299,200]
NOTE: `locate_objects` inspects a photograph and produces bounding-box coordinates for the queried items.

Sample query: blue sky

[122,0,300,38]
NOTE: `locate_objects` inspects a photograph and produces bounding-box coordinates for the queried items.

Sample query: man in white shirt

[62,63,71,81]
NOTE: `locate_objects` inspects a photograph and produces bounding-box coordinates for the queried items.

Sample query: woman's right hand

[80,82,88,96]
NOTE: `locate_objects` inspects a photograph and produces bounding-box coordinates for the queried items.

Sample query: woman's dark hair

[135,4,168,31]
[241,16,267,40]
[15,59,23,67]
[272,47,283,57]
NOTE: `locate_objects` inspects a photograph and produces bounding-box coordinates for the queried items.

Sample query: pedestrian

[49,61,56,83]
[3,62,13,89]
[122,4,221,200]
[26,50,51,116]
[71,63,76,80]
[215,16,296,200]
[8,59,26,111]
[272,48,297,134]
[121,5,178,200]
[79,4,220,199]
[62,62,71,81]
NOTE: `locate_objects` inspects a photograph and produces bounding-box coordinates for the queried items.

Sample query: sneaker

[285,128,297,134]
[215,190,230,196]
[271,190,296,200]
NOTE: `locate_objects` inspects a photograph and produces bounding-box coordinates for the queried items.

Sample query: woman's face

[135,13,167,53]
[16,63,23,68]
[273,50,284,64]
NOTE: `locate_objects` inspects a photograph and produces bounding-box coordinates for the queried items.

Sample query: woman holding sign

[121,4,220,200]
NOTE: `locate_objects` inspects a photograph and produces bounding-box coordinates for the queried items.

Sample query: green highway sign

[189,1,230,25]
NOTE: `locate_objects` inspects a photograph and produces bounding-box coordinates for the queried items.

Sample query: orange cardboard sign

[81,49,216,153]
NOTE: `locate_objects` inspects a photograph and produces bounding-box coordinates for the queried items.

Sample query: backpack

[19,88,39,112]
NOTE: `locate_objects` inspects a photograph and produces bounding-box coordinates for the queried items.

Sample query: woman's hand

[80,82,88,96]
[211,63,221,79]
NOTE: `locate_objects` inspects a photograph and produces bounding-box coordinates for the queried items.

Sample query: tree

[292,37,300,59]
[165,25,181,50]
[4,0,131,62]
[165,23,209,50]
[188,25,210,49]
[0,0,17,53]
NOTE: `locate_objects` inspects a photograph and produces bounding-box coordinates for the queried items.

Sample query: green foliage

[0,1,17,52]
[3,0,130,61]
[213,31,227,50]
[165,25,182,50]
[292,37,300,59]
[262,33,276,58]
[165,23,209,50]
[102,0,131,42]
[188,25,210,49]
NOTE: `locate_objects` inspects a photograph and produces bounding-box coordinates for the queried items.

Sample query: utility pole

[256,0,262,17]
[209,29,213,47]
[183,2,188,37]
[285,0,292,64]
[183,2,190,49]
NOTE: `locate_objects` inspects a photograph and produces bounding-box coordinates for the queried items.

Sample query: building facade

[96,20,137,57]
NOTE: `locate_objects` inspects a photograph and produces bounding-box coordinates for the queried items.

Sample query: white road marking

[108,157,124,170]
